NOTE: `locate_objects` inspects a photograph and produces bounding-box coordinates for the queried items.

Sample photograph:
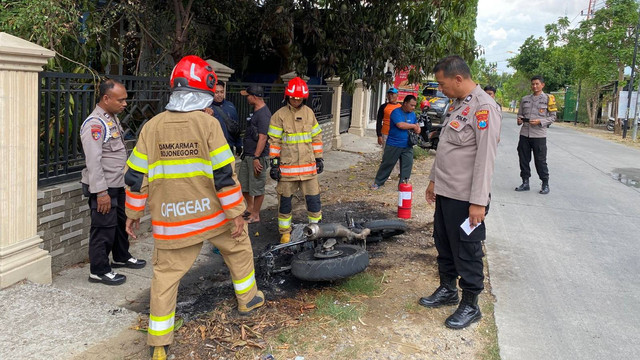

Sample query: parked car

[422,81,450,123]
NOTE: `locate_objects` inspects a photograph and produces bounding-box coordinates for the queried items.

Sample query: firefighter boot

[238,290,265,315]
[515,178,530,191]
[280,233,291,244]
[445,291,482,329]
[418,275,459,308]
[150,345,169,360]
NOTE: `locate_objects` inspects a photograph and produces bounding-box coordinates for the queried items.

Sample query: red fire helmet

[285,76,309,99]
[170,55,217,95]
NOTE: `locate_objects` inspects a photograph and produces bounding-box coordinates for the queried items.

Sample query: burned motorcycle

[257,213,406,281]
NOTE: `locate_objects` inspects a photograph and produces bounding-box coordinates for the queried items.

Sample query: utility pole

[624,6,640,139]
[574,80,582,126]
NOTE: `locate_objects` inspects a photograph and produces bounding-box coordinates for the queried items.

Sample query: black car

[422,82,450,123]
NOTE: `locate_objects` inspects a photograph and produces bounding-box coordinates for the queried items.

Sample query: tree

[1,0,480,89]
[567,0,639,127]
[507,26,573,93]
[471,58,500,88]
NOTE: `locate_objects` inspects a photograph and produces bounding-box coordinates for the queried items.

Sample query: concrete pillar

[0,33,55,288]
[325,76,343,149]
[281,71,309,83]
[363,87,372,126]
[349,80,365,136]
[205,59,235,84]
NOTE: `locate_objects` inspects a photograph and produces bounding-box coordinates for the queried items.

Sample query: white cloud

[489,28,508,41]
[475,0,585,73]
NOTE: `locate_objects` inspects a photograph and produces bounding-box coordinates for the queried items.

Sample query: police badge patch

[475,110,489,130]
[450,120,461,129]
[91,125,102,140]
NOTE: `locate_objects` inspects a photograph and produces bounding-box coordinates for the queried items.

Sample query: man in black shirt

[239,85,272,223]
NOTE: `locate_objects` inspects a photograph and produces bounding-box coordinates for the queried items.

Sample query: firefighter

[268,77,323,244]
[124,55,264,360]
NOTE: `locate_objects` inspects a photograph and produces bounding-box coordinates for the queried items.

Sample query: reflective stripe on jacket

[124,110,245,249]
[268,104,322,181]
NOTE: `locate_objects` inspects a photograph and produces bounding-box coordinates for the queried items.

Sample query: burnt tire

[362,219,407,243]
[290,244,369,281]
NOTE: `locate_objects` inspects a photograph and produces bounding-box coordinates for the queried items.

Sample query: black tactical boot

[515,178,530,191]
[418,276,459,308]
[445,291,482,329]
[539,181,550,195]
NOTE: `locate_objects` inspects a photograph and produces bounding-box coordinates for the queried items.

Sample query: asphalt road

[487,113,640,360]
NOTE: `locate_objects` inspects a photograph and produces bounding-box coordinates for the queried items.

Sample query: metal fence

[38,72,171,186]
[340,90,353,133]
[38,73,334,186]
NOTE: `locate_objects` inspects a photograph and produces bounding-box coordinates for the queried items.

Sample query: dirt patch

[555,121,640,149]
[113,150,498,360]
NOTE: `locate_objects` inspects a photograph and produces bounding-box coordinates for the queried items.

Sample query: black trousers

[87,187,132,275]
[517,135,549,181]
[434,195,485,294]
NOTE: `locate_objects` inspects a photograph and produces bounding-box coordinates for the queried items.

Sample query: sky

[475,0,601,73]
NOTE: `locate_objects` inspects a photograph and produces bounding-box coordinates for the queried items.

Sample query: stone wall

[319,120,335,147]
[37,182,90,273]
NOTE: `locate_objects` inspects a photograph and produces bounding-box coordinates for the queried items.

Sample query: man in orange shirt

[375,88,402,146]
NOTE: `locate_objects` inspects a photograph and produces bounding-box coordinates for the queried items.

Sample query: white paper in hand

[460,217,481,236]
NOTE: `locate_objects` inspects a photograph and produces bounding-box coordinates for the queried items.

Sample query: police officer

[124,56,264,360]
[515,75,556,194]
[420,56,501,329]
[80,79,146,286]
[268,77,323,244]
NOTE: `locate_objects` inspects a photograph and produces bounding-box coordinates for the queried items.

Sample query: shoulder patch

[475,110,489,130]
[91,125,102,141]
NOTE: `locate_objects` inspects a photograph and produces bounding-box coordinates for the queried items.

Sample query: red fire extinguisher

[398,179,412,219]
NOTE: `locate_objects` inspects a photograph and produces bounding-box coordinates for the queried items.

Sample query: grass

[269,274,385,357]
[403,299,421,313]
[273,324,311,354]
[478,300,501,360]
[413,146,432,160]
[314,293,363,322]
[335,272,382,296]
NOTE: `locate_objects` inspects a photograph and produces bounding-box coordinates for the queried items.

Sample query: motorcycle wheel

[290,244,369,281]
[606,120,615,131]
[362,219,407,243]
[431,137,439,150]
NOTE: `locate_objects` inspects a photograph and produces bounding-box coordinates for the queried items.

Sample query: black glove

[270,158,281,181]
[315,158,324,174]
[235,146,243,156]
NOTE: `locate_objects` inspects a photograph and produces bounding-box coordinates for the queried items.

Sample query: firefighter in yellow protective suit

[268,77,323,244]
[124,55,264,360]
